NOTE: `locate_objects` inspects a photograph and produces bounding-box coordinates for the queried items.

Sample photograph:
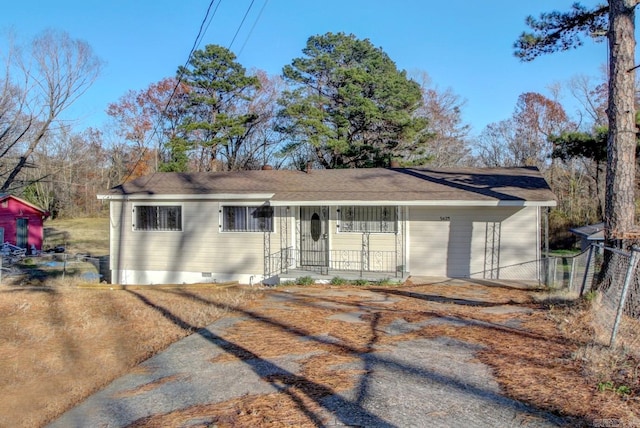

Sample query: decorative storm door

[300,206,328,267]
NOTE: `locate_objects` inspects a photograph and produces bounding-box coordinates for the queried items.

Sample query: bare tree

[475,119,521,167]
[26,128,108,217]
[411,72,471,166]
[0,30,102,192]
[568,74,609,127]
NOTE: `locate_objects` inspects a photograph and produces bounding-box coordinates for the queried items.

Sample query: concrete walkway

[48,285,568,427]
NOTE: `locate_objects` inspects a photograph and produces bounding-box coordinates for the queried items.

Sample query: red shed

[0,195,49,253]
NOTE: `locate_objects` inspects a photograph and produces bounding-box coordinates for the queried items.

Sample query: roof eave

[97,194,556,207]
[269,199,557,207]
[97,193,276,201]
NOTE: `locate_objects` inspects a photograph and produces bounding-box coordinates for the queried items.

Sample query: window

[339,206,397,233]
[134,205,182,231]
[222,206,273,232]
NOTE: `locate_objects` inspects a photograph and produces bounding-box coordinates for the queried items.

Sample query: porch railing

[329,249,397,273]
[266,248,399,278]
[265,246,297,278]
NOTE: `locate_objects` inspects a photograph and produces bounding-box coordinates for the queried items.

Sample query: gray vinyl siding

[109,199,541,283]
[407,207,451,276]
[408,206,539,279]
[110,200,272,277]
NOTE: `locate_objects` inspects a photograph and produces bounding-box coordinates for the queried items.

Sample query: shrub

[296,276,315,286]
[330,276,348,285]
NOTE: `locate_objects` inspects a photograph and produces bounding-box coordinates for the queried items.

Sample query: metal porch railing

[266,248,400,278]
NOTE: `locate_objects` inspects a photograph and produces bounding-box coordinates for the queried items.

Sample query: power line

[228,0,256,50]
[122,0,221,183]
[238,0,269,58]
[195,0,223,55]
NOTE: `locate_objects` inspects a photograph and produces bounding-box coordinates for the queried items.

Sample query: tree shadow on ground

[123,287,575,427]
[126,290,392,427]
[368,287,511,307]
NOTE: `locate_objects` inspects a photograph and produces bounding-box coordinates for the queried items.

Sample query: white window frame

[133,204,183,231]
[338,206,397,233]
[220,205,274,233]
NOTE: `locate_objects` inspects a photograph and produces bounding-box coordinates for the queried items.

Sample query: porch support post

[280,207,289,274]
[395,206,403,277]
[361,232,370,277]
[264,230,270,281]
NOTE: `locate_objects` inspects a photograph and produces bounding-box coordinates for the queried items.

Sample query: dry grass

[3,276,640,427]
[129,391,330,427]
[0,283,262,428]
[43,217,110,255]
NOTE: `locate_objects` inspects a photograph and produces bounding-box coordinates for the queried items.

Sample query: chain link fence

[589,245,640,347]
[542,247,596,294]
[546,244,640,348]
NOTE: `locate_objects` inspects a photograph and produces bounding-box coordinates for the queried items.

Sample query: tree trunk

[606,0,638,245]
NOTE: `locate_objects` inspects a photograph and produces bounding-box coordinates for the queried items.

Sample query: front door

[300,206,328,267]
[16,218,28,249]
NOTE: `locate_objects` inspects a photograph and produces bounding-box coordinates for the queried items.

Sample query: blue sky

[0,1,609,137]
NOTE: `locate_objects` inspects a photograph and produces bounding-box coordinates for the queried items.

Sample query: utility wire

[122,0,221,183]
[194,0,223,58]
[228,0,256,50]
[238,0,269,58]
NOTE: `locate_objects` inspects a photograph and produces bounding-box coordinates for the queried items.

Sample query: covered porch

[263,205,407,284]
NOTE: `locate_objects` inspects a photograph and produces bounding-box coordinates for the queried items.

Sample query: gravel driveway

[48,281,569,427]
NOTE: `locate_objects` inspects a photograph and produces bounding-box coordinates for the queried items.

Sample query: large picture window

[339,206,397,233]
[222,206,273,232]
[134,205,182,231]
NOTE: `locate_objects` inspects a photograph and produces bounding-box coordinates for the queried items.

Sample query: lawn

[43,216,110,256]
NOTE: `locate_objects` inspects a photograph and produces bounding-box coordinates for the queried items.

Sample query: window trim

[220,205,274,233]
[337,205,397,234]
[132,204,183,232]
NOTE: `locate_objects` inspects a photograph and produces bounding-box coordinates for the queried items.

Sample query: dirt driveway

[48,279,570,427]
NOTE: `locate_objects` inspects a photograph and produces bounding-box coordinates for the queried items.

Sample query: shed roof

[569,222,605,241]
[98,167,557,206]
[0,194,49,214]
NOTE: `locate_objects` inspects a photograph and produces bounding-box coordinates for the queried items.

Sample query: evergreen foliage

[276,32,429,169]
[168,45,261,171]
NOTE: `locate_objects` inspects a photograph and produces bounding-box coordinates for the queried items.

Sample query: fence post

[579,245,595,296]
[610,246,640,347]
[544,256,551,286]
[569,257,577,291]
[546,257,556,288]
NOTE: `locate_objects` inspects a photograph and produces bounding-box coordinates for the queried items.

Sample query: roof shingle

[100,167,556,204]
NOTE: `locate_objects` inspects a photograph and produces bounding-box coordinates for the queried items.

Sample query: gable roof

[98,166,557,207]
[0,194,49,214]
